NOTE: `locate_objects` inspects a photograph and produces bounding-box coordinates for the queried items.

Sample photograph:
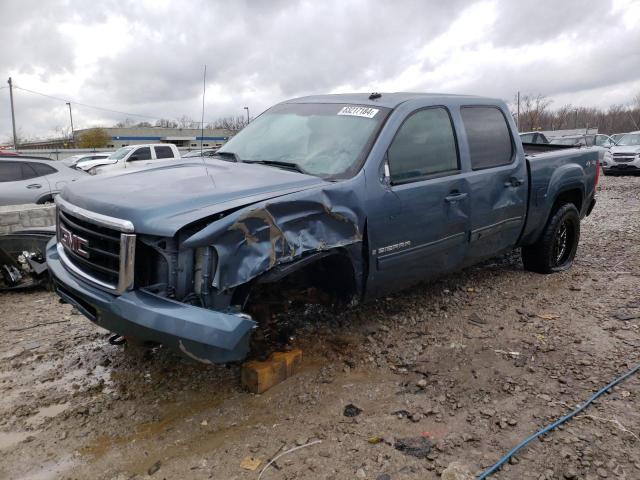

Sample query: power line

[12,85,160,120]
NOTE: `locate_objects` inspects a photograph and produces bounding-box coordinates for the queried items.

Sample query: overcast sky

[1,0,639,142]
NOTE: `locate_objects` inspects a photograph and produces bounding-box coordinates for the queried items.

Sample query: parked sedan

[63,152,112,168]
[182,148,220,158]
[0,157,87,206]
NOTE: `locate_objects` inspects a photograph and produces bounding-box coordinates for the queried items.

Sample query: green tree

[77,128,110,148]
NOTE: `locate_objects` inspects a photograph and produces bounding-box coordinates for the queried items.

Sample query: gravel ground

[0,175,639,480]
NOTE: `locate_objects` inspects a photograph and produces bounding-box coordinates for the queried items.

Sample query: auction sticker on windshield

[337,106,379,118]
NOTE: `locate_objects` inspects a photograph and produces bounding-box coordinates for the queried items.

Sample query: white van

[75,144,181,175]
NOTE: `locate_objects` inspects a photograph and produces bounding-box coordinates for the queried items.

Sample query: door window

[154,146,174,159]
[461,107,513,169]
[0,161,23,182]
[129,147,152,161]
[387,107,459,184]
[30,162,57,176]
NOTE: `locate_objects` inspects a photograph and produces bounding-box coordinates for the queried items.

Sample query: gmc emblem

[60,224,90,258]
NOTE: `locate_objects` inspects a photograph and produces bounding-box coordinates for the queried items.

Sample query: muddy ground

[1,175,639,480]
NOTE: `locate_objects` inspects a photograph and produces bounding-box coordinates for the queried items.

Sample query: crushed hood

[61,160,326,236]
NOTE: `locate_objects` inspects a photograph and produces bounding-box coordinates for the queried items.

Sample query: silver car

[63,152,112,168]
[0,157,87,206]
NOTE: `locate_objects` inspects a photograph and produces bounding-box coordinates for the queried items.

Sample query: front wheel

[522,203,580,274]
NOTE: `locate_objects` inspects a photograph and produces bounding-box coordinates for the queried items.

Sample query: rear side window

[154,146,174,159]
[461,107,513,169]
[388,107,459,184]
[130,147,152,161]
[0,161,23,182]
[30,163,57,176]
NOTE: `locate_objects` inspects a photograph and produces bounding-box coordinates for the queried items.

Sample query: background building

[19,126,232,150]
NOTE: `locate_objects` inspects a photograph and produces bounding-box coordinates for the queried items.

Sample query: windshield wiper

[244,160,308,174]
[213,151,240,162]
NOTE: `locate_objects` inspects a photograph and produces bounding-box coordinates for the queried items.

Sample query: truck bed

[519,146,599,246]
[522,142,578,156]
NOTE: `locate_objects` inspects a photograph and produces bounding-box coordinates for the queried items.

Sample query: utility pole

[7,77,18,150]
[516,91,520,131]
[244,106,250,124]
[66,102,74,145]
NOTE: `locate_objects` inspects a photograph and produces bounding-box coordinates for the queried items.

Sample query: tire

[522,203,580,274]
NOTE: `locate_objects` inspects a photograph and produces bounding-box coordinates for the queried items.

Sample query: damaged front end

[48,184,366,364]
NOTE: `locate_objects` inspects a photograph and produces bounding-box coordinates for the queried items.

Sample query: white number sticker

[337,106,379,118]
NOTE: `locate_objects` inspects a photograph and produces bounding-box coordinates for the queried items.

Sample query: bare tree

[209,116,248,133]
[517,94,552,132]
[154,118,179,128]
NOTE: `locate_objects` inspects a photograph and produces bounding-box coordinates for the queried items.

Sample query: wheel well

[552,189,582,214]
[239,252,358,312]
[36,194,54,204]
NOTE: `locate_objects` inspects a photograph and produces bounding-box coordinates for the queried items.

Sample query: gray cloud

[1,0,639,141]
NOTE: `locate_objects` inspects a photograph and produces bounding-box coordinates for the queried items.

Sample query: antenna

[200,65,207,156]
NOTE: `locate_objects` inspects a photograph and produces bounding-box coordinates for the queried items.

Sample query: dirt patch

[0,175,639,479]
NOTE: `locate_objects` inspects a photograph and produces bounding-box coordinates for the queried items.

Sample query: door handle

[445,192,468,203]
[504,177,524,187]
[26,184,42,189]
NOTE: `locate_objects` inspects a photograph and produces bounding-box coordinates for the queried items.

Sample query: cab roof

[284,92,487,109]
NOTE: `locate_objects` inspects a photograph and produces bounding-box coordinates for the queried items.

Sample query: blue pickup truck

[47,93,599,363]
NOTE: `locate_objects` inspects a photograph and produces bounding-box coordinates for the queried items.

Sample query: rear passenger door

[0,161,52,205]
[371,107,470,291]
[154,145,175,160]
[461,106,527,261]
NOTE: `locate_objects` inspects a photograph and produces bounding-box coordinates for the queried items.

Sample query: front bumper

[603,157,640,173]
[46,239,256,363]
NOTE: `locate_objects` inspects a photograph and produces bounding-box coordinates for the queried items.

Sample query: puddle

[15,455,78,480]
[0,431,34,450]
[26,403,70,427]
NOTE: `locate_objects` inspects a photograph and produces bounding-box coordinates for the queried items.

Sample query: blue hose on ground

[476,361,640,479]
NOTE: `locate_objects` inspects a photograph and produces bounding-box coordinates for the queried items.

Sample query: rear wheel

[522,203,580,273]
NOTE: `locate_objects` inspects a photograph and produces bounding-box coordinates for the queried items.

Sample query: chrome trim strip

[56,206,137,295]
[55,196,134,233]
[470,216,522,242]
[57,243,118,291]
[377,231,466,266]
[118,234,136,293]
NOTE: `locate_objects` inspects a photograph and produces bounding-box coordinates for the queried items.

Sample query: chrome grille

[55,197,135,294]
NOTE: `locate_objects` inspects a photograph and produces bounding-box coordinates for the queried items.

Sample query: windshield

[218,103,390,178]
[616,133,640,146]
[108,146,134,160]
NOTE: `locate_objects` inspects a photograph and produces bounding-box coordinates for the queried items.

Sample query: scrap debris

[0,229,54,291]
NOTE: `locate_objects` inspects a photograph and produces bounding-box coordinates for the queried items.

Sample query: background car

[75,144,181,174]
[611,133,626,144]
[604,131,640,175]
[182,148,220,158]
[519,132,550,144]
[595,134,615,148]
[63,152,112,168]
[550,134,613,166]
[0,156,87,206]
